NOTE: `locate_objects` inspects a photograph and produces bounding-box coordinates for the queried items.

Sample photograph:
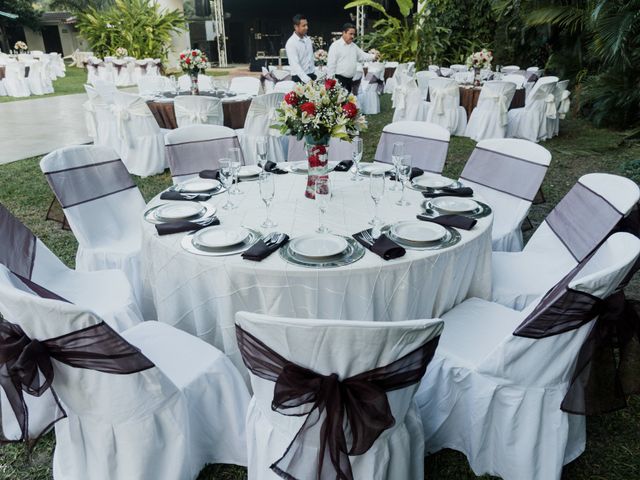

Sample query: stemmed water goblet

[315,177,331,233]
[259,171,277,228]
[256,137,268,169]
[228,147,243,195]
[396,154,412,206]
[219,158,236,210]
[390,142,404,191]
[351,137,363,181]
[369,170,385,226]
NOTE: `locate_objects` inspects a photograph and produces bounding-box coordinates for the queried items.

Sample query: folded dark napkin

[155,217,220,236]
[242,234,290,261]
[389,167,424,181]
[422,186,474,198]
[353,230,406,260]
[333,159,354,172]
[199,169,220,180]
[264,160,288,174]
[417,214,477,230]
[160,190,211,201]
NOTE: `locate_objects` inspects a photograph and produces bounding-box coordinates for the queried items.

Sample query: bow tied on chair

[559,90,571,119]
[432,85,459,116]
[0,317,153,446]
[544,93,557,119]
[365,73,384,95]
[483,90,509,126]
[236,325,440,480]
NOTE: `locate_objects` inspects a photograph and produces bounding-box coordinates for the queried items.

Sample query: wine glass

[396,154,412,206]
[315,177,331,233]
[219,158,236,210]
[351,137,363,181]
[169,74,178,96]
[390,142,404,191]
[369,170,385,226]
[256,137,268,169]
[259,171,276,228]
[228,147,243,195]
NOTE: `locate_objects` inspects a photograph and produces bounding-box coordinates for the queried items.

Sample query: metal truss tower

[356,6,365,39]
[211,0,228,67]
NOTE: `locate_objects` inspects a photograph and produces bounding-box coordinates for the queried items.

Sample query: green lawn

[0,95,638,479]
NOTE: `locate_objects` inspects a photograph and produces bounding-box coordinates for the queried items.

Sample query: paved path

[0,93,91,164]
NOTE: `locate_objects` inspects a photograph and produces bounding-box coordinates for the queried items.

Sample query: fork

[264,232,285,246]
[360,229,375,246]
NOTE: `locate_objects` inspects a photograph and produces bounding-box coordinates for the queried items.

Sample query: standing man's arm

[286,38,311,83]
[356,45,375,63]
[327,43,338,78]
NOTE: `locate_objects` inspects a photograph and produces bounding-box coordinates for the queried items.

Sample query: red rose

[180,53,185,59]
[192,51,197,56]
[324,78,337,90]
[300,101,316,116]
[284,91,298,105]
[342,102,358,118]
[307,145,327,167]
[185,57,191,64]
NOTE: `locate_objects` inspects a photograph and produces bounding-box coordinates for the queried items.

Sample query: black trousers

[335,74,353,93]
[292,73,317,83]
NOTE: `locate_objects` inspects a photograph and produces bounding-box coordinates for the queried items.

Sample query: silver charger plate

[171,182,226,196]
[280,235,366,268]
[180,227,262,256]
[382,224,461,251]
[408,179,464,192]
[421,199,492,219]
[144,202,217,225]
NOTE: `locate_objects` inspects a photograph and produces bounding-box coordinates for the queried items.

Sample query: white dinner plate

[237,165,262,178]
[390,221,447,243]
[178,178,221,193]
[359,164,394,175]
[412,175,455,189]
[430,197,479,213]
[153,202,205,221]
[193,226,250,249]
[289,234,349,259]
[291,161,308,172]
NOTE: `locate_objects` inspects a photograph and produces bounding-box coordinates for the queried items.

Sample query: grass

[0,95,639,479]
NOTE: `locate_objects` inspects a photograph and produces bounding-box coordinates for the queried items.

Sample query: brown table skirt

[147,97,252,130]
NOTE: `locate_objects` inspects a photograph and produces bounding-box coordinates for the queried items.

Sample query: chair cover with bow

[236,92,286,165]
[507,76,559,142]
[392,72,426,122]
[502,65,521,74]
[273,80,296,93]
[82,84,99,141]
[374,121,450,173]
[491,173,640,310]
[424,77,467,134]
[0,272,250,479]
[165,124,244,183]
[40,145,151,318]
[87,83,121,149]
[502,73,526,88]
[459,138,551,251]
[230,76,260,96]
[384,61,408,94]
[174,95,224,127]
[548,79,570,137]
[415,231,640,480]
[357,62,384,114]
[3,62,30,97]
[465,81,517,141]
[111,91,167,177]
[235,311,443,480]
[415,70,438,100]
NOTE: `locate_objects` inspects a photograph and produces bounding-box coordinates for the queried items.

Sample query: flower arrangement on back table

[115,47,128,58]
[14,41,28,53]
[314,49,327,66]
[178,49,209,95]
[465,48,493,71]
[274,78,367,198]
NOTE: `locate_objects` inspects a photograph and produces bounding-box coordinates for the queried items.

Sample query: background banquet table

[146,94,253,129]
[0,65,30,80]
[141,168,493,371]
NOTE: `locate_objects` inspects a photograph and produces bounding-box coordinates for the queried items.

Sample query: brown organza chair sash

[165,136,243,178]
[0,204,36,280]
[0,317,154,446]
[11,271,70,303]
[546,182,624,262]
[460,147,548,201]
[374,131,448,174]
[44,158,136,208]
[236,325,440,480]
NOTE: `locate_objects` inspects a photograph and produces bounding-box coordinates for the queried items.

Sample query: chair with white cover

[0,279,250,479]
[273,80,295,93]
[89,82,120,148]
[50,52,65,78]
[428,64,440,73]
[26,61,49,95]
[416,231,640,480]
[502,73,526,88]
[374,121,450,173]
[165,124,244,183]
[459,139,551,251]
[230,76,260,96]
[527,66,543,77]
[502,65,521,74]
[424,77,467,135]
[3,62,30,97]
[174,95,224,127]
[384,62,407,94]
[82,84,99,142]
[111,91,167,177]
[453,71,474,84]
[392,72,426,122]
[235,311,443,480]
[464,81,517,141]
[0,203,142,331]
[416,71,438,100]
[450,64,467,73]
[98,60,117,85]
[507,76,559,142]
[357,62,384,115]
[549,80,570,137]
[236,92,286,165]
[40,146,151,317]
[491,173,640,310]
[137,75,173,95]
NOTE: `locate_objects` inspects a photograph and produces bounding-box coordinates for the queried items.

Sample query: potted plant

[178,49,209,95]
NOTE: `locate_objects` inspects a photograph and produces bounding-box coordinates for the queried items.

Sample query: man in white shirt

[327,23,377,92]
[285,14,316,84]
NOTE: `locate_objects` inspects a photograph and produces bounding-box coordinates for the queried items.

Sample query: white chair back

[465,81,517,142]
[450,64,467,73]
[137,75,173,95]
[230,76,260,95]
[273,80,296,93]
[174,95,224,127]
[502,74,525,88]
[242,92,284,136]
[425,77,462,132]
[502,65,521,74]
[415,70,438,99]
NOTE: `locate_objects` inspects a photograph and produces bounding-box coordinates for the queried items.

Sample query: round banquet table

[141,168,493,371]
[146,95,253,130]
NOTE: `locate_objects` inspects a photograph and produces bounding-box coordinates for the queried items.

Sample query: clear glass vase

[304,135,330,199]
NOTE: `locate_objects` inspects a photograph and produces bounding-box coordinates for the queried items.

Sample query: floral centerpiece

[466,49,492,85]
[368,48,381,59]
[274,78,367,198]
[114,47,128,58]
[314,49,327,66]
[178,49,209,95]
[14,41,28,53]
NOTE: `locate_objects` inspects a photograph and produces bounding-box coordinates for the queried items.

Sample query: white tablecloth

[141,168,494,369]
